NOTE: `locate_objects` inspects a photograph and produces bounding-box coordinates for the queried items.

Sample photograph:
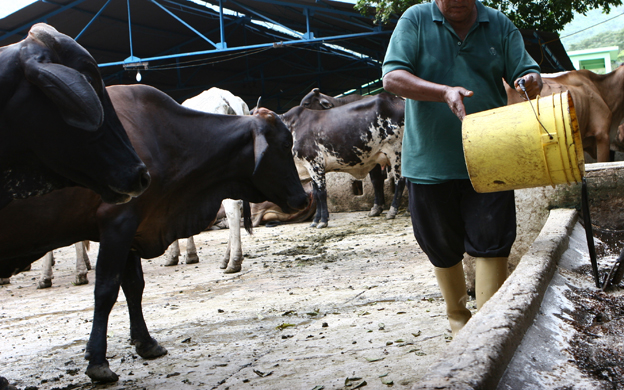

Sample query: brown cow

[506,66,624,162]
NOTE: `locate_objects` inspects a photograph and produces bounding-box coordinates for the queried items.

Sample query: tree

[355,0,623,32]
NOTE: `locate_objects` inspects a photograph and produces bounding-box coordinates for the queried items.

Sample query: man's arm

[383,69,474,121]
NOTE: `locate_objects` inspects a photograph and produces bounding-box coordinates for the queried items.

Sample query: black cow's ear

[320,98,333,109]
[23,59,104,131]
[252,128,269,175]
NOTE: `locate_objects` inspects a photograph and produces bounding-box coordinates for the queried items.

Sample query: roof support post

[217,0,228,49]
[303,8,314,40]
[123,0,142,65]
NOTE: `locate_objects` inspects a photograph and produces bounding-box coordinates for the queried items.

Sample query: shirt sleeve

[382,11,420,78]
[502,22,541,85]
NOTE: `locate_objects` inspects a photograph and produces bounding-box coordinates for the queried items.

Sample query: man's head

[435,0,477,23]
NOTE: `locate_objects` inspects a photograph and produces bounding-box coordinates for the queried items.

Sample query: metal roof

[0,0,574,112]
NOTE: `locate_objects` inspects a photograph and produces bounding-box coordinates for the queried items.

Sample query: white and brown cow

[299,88,406,219]
[163,87,251,273]
[282,92,405,228]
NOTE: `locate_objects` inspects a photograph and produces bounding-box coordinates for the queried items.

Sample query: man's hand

[514,73,543,100]
[443,86,473,121]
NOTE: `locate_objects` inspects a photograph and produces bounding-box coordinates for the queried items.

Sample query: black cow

[300,87,372,109]
[299,88,406,220]
[0,23,150,209]
[282,92,405,228]
[0,84,308,386]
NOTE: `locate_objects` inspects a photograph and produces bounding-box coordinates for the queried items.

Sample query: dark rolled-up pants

[407,179,516,268]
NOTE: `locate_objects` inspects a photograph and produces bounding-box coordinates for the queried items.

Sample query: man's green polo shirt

[382,1,540,184]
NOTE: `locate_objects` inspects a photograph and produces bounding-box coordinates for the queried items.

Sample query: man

[382,0,542,337]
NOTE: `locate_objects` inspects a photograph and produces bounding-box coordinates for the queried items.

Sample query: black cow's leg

[122,251,167,359]
[85,212,138,383]
[310,181,322,227]
[387,177,406,220]
[316,186,329,228]
[368,164,385,217]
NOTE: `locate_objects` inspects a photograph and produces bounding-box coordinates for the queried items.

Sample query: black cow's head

[250,108,309,214]
[300,88,335,110]
[0,23,150,209]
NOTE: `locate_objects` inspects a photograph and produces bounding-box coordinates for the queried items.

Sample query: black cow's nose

[139,168,151,191]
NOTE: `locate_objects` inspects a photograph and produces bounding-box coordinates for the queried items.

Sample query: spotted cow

[281,92,405,228]
[299,88,406,219]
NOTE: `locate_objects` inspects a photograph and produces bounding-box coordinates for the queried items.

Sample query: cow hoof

[368,204,383,217]
[386,206,398,220]
[316,222,328,229]
[224,265,242,274]
[37,278,52,289]
[85,362,119,383]
[219,258,229,269]
[164,256,179,266]
[309,222,318,228]
[185,254,199,264]
[0,278,10,285]
[74,273,89,286]
[135,338,168,359]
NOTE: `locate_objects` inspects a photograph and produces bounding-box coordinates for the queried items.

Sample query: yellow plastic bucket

[462,91,585,193]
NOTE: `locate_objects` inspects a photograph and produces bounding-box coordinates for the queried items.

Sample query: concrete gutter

[413,208,579,390]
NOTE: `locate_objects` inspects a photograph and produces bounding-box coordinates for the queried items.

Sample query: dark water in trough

[565,226,624,389]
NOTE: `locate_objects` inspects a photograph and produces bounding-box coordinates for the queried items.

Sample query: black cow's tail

[243,200,253,235]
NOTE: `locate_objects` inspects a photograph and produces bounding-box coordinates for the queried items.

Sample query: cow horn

[21,25,104,131]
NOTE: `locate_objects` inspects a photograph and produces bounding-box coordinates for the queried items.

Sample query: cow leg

[83,240,92,270]
[37,251,54,289]
[184,236,199,264]
[122,252,167,360]
[222,199,243,273]
[164,240,180,266]
[386,177,406,220]
[310,179,329,229]
[85,216,138,383]
[368,165,385,217]
[74,242,90,286]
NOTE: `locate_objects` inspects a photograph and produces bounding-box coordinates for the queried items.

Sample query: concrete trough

[412,161,624,390]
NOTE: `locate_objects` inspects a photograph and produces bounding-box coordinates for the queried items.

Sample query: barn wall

[325,172,408,214]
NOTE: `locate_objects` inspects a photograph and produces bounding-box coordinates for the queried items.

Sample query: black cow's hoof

[316,222,328,229]
[386,206,398,220]
[86,362,119,383]
[135,338,168,359]
[309,221,318,228]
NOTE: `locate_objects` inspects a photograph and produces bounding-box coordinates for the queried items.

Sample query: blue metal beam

[102,30,389,67]
[75,0,112,41]
[148,0,219,48]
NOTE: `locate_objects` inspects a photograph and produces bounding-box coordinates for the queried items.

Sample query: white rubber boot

[475,257,508,310]
[434,262,472,337]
